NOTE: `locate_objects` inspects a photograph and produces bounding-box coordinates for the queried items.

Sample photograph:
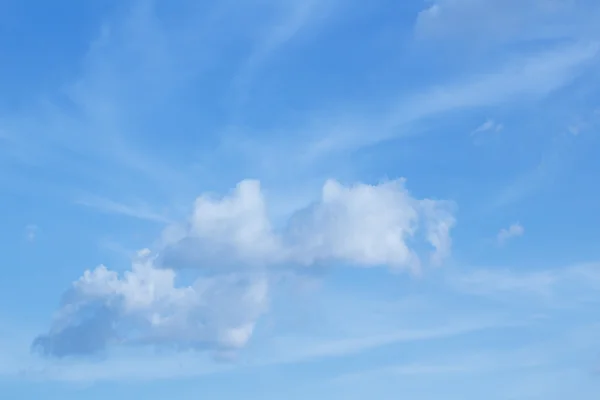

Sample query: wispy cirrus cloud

[2,1,597,224]
[487,130,581,210]
[331,321,600,393]
[333,346,546,383]
[240,41,600,170]
[0,0,342,210]
[229,0,340,108]
[447,262,600,306]
[9,315,509,383]
[74,195,173,223]
[414,0,600,43]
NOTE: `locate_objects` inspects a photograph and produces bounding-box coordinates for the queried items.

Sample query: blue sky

[1,0,600,398]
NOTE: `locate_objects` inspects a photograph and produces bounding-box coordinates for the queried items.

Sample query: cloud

[497,222,524,245]
[18,301,512,383]
[414,0,600,43]
[3,1,598,390]
[230,0,338,105]
[2,1,597,221]
[261,319,514,367]
[0,0,339,202]
[395,43,598,118]
[333,346,546,383]
[486,109,594,210]
[33,249,269,359]
[448,262,600,305]
[451,268,555,299]
[161,178,455,272]
[330,322,600,389]
[161,180,283,267]
[274,41,599,165]
[33,178,455,359]
[0,0,210,200]
[74,195,172,223]
[19,317,506,383]
[471,119,503,135]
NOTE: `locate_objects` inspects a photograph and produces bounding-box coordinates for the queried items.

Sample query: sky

[1,0,600,398]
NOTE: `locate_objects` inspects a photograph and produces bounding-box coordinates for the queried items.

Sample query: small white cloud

[471,119,503,135]
[25,224,38,242]
[497,222,524,245]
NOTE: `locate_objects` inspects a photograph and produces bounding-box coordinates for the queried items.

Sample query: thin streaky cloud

[230,0,337,107]
[9,318,516,383]
[331,323,600,385]
[283,41,600,164]
[259,318,522,367]
[487,130,579,210]
[448,262,600,304]
[414,0,600,44]
[227,39,598,178]
[74,195,172,223]
[333,352,544,384]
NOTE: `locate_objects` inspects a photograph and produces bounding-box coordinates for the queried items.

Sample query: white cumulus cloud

[33,250,268,359]
[161,178,455,272]
[33,178,455,359]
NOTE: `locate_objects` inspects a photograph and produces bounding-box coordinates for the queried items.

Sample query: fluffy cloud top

[164,179,455,271]
[33,179,454,358]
